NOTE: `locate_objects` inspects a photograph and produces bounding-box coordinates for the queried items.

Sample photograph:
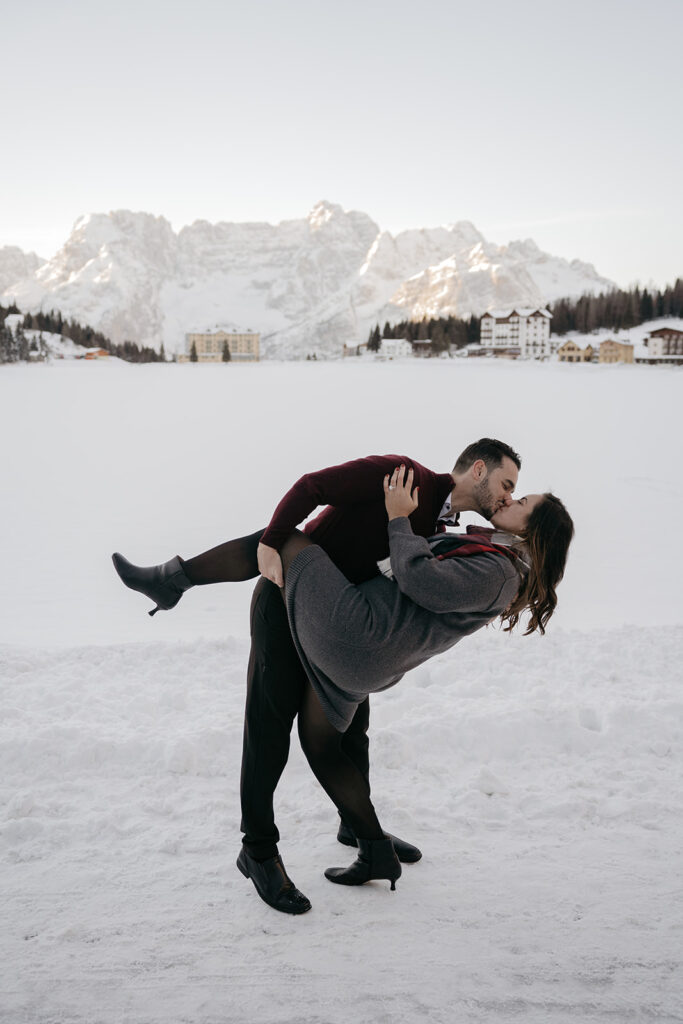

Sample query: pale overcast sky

[2,0,681,288]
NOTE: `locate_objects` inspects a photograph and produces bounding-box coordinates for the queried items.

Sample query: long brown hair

[502,493,574,636]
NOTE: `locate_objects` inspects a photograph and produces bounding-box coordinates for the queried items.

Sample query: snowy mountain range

[0,201,616,359]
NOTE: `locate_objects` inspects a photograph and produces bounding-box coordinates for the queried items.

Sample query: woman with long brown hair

[113,467,573,897]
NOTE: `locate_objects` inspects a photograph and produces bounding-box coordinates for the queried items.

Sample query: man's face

[472,456,518,519]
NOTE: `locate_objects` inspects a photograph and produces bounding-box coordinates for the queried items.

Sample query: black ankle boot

[236,847,312,915]
[325,837,402,890]
[337,819,422,864]
[112,552,194,616]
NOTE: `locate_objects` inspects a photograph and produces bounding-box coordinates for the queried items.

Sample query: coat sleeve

[387,517,517,614]
[260,454,411,551]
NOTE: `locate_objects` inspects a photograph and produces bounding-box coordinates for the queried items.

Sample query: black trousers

[240,576,370,860]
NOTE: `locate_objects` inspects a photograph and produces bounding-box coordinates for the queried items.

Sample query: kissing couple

[113,438,573,915]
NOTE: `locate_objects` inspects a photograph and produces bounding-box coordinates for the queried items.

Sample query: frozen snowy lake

[1,359,682,1023]
[2,357,682,646]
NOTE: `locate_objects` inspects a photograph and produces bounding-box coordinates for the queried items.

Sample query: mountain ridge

[1,201,616,358]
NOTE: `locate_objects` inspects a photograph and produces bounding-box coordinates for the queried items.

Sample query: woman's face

[489,493,545,535]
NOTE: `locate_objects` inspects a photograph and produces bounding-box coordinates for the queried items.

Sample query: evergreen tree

[15,325,30,362]
[159,343,166,362]
[430,321,448,355]
[222,340,231,362]
[190,340,198,362]
[673,278,683,317]
[446,317,468,350]
[467,316,481,345]
[367,325,381,352]
[0,324,12,363]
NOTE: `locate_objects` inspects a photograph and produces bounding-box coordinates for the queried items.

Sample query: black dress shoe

[337,819,422,864]
[236,847,311,915]
[325,837,402,890]
[112,552,194,616]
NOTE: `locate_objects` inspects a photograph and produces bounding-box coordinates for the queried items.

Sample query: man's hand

[384,465,419,520]
[257,542,284,587]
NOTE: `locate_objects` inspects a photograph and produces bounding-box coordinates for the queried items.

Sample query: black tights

[296,682,383,840]
[182,529,265,584]
[182,529,384,841]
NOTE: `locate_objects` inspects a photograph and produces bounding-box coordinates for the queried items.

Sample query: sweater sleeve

[387,517,517,614]
[260,454,412,551]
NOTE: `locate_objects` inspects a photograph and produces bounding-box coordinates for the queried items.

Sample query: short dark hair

[453,438,521,474]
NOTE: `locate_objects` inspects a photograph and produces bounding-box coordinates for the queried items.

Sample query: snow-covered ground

[2,359,682,1023]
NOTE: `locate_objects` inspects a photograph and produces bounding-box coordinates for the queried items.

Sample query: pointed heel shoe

[111,552,194,616]
[337,819,422,864]
[325,837,402,891]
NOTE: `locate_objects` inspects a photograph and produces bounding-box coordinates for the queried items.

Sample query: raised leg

[112,529,265,616]
[182,528,264,584]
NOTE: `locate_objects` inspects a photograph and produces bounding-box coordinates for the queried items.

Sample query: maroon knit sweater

[260,454,455,584]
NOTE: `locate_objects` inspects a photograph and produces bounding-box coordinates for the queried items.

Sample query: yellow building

[179,327,260,362]
[599,339,634,364]
[557,339,594,363]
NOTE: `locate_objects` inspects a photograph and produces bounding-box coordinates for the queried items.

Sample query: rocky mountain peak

[1,202,616,358]
[0,246,45,295]
[307,199,341,229]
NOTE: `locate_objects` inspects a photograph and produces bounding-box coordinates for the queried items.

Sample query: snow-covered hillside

[1,202,615,359]
[2,313,89,360]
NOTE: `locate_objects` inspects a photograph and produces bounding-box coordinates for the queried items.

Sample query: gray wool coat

[284,517,524,731]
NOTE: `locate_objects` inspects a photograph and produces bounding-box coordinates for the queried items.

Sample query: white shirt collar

[437,493,459,526]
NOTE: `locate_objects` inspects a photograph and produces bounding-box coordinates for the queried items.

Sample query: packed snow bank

[2,627,682,1023]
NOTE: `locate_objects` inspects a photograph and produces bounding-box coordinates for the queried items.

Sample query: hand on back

[384,465,419,521]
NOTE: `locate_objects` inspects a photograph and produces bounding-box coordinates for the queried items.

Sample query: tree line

[549,279,683,335]
[0,303,166,364]
[366,314,481,355]
[365,279,683,351]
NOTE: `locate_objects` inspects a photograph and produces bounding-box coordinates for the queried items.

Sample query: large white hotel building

[479,308,553,359]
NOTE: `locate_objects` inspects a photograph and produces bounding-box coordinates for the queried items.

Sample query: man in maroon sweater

[238,439,521,914]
